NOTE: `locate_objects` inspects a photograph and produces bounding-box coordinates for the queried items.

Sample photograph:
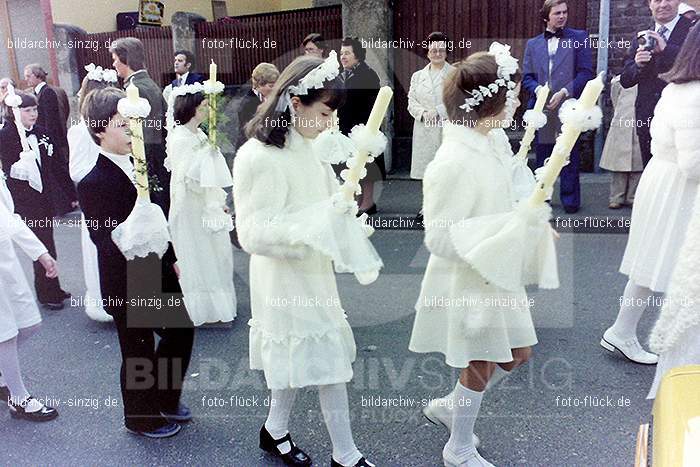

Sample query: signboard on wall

[139,0,164,26]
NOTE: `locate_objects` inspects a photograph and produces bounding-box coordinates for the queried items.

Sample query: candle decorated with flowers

[516,83,550,160]
[528,72,604,206]
[340,86,393,202]
[202,60,227,146]
[123,83,151,198]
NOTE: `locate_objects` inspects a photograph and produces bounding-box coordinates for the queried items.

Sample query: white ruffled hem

[10,151,43,192]
[249,319,357,389]
[285,199,382,284]
[448,203,559,292]
[184,289,236,326]
[111,197,171,260]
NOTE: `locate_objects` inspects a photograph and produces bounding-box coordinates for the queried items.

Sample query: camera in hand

[637,31,657,52]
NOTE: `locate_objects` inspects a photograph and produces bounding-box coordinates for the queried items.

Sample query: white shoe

[443,446,495,467]
[423,397,481,447]
[601,328,658,365]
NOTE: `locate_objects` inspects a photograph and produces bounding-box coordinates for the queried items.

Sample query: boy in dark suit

[77,88,194,439]
[0,91,70,309]
[522,0,594,213]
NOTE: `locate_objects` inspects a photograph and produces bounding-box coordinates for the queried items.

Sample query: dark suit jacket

[171,72,205,87]
[0,122,55,220]
[236,88,261,149]
[522,27,594,108]
[123,70,170,211]
[77,154,181,319]
[620,15,693,135]
[36,84,68,150]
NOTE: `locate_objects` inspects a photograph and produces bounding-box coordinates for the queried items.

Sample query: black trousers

[112,308,194,432]
[19,210,65,303]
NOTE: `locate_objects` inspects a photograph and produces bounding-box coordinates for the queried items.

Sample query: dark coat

[337,61,385,178]
[36,84,68,150]
[0,121,55,220]
[77,154,182,321]
[620,15,693,135]
[236,88,262,150]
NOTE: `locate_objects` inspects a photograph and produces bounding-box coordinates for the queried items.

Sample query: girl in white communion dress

[165,84,237,326]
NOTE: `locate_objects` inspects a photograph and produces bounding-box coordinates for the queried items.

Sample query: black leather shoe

[0,386,9,404]
[40,301,65,310]
[8,396,59,422]
[259,425,312,466]
[331,457,376,467]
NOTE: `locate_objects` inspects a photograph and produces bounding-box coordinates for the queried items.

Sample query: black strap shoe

[9,396,59,422]
[331,457,376,467]
[259,425,312,466]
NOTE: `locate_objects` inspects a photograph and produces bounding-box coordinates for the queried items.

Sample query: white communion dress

[619,82,700,292]
[166,125,237,326]
[67,119,111,321]
[0,171,46,342]
[233,128,357,390]
[409,123,538,368]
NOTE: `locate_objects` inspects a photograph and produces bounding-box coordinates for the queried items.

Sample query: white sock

[265,388,297,454]
[445,382,484,459]
[611,280,652,339]
[319,383,362,466]
[486,366,510,390]
[0,337,30,403]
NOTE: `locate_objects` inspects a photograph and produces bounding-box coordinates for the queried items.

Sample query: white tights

[611,279,653,339]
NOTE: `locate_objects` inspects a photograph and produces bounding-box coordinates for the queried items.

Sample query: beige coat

[407,63,454,179]
[600,76,644,172]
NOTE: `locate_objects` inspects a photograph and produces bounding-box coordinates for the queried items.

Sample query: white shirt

[655,14,681,40]
[34,81,46,95]
[25,127,41,167]
[102,150,135,183]
[546,30,560,75]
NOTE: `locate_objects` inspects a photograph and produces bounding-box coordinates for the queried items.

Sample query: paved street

[1,174,659,466]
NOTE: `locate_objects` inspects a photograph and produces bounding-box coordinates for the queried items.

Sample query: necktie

[657,25,668,40]
[175,77,182,87]
[544,29,564,39]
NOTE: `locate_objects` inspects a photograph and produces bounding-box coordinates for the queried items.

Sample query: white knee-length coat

[232,128,356,389]
[407,63,454,179]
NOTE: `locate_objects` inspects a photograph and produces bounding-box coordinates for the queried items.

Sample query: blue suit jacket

[522,28,594,109]
[171,72,205,87]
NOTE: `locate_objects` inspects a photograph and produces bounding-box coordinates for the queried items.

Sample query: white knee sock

[319,383,362,466]
[611,280,652,339]
[265,388,298,454]
[0,337,30,403]
[445,382,484,458]
[485,366,510,390]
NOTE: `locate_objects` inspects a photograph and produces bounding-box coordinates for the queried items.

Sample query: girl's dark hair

[79,76,115,118]
[662,22,700,84]
[245,55,346,149]
[443,52,522,125]
[425,31,449,50]
[4,91,38,122]
[173,92,206,126]
[84,88,126,144]
[340,37,366,62]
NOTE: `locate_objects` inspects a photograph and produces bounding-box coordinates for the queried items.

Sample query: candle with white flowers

[515,83,550,160]
[125,83,150,199]
[209,60,218,145]
[341,86,393,202]
[528,72,604,207]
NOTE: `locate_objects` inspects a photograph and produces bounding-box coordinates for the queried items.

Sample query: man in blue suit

[162,50,205,102]
[523,0,594,213]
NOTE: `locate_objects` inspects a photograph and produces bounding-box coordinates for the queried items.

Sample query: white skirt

[620,157,699,292]
[647,325,700,399]
[0,240,41,342]
[409,258,538,368]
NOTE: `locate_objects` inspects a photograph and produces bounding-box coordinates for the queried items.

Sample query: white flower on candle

[558,99,603,131]
[203,80,225,95]
[117,98,151,119]
[523,109,548,129]
[348,124,388,156]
